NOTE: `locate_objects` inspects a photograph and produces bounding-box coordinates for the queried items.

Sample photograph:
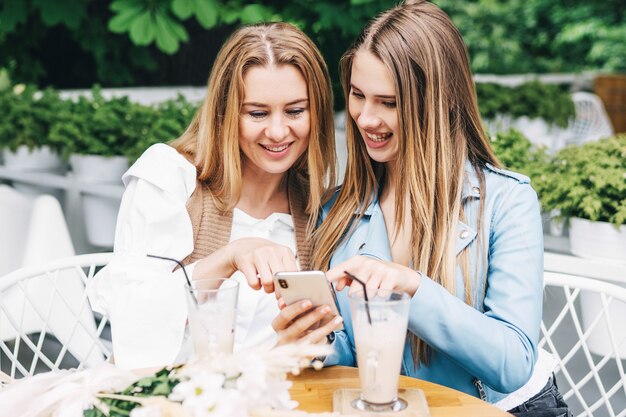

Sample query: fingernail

[321,306,331,314]
[301,300,311,308]
[334,316,343,324]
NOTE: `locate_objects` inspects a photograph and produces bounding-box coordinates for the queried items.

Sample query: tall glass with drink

[185,278,239,357]
[350,289,410,412]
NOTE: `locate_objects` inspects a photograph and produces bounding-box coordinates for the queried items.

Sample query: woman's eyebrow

[242,98,308,107]
[350,83,395,99]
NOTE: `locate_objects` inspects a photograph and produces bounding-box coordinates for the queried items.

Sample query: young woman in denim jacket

[272,1,571,416]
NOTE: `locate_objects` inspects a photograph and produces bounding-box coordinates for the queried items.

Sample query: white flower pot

[69,154,129,183]
[2,145,63,170]
[70,154,128,248]
[569,217,626,358]
[569,217,626,261]
[1,145,66,199]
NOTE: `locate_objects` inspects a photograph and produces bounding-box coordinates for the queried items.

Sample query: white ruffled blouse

[86,144,297,369]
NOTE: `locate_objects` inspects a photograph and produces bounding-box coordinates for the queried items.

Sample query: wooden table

[289,366,511,416]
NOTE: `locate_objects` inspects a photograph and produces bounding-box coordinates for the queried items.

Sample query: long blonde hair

[172,22,336,222]
[313,0,499,364]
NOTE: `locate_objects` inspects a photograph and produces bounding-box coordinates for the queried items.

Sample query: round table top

[288,366,511,417]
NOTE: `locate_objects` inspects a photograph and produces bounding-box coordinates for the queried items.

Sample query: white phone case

[274,270,343,330]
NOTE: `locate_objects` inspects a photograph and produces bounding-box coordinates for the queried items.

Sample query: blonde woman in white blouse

[87,22,343,369]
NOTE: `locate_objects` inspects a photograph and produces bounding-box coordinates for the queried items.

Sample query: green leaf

[129,11,156,45]
[108,8,143,33]
[154,13,179,54]
[194,0,218,29]
[164,17,189,42]
[110,0,143,13]
[33,0,86,29]
[350,0,376,4]
[240,4,270,24]
[0,0,28,33]
[221,6,240,25]
[171,0,194,19]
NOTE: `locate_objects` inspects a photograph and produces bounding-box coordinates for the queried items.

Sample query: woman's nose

[266,115,290,141]
[357,103,382,130]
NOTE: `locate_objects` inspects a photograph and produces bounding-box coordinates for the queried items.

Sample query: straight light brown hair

[313,0,500,365]
[172,22,336,224]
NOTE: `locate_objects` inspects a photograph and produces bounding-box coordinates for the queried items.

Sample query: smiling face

[348,49,399,165]
[238,65,310,178]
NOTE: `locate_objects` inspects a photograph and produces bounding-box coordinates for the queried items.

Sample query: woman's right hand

[272,298,343,346]
[194,238,296,293]
[225,238,298,293]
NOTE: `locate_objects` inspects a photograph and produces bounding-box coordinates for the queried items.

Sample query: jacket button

[472,186,480,194]
[460,230,469,239]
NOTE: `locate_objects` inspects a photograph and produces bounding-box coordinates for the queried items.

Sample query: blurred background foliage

[0,0,624,95]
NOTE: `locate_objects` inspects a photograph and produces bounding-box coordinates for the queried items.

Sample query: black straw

[147,254,196,305]
[344,271,372,325]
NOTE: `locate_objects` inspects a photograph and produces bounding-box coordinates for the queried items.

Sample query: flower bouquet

[0,343,333,417]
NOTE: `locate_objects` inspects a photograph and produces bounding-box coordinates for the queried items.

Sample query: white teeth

[261,144,289,152]
[366,132,392,142]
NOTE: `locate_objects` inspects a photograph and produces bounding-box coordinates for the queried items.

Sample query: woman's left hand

[326,255,422,297]
[272,298,343,346]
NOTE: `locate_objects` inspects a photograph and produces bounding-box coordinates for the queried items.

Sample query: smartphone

[274,270,343,330]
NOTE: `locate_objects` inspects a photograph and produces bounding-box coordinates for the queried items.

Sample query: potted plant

[0,85,69,196]
[477,81,575,152]
[488,129,564,235]
[537,134,626,259]
[537,134,626,358]
[489,128,549,178]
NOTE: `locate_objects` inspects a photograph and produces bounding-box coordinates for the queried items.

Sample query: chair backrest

[0,253,113,379]
[542,253,626,417]
[566,92,615,146]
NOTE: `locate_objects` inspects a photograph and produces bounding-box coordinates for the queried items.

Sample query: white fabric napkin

[88,257,188,370]
[0,363,137,417]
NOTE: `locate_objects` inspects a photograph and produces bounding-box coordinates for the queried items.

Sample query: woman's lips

[364,131,392,149]
[259,142,293,158]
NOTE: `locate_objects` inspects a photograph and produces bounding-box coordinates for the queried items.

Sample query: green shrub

[48,87,199,161]
[489,129,550,183]
[535,135,626,227]
[477,81,575,128]
[0,85,70,154]
[125,95,198,162]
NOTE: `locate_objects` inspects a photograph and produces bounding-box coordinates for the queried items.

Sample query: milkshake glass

[350,289,410,412]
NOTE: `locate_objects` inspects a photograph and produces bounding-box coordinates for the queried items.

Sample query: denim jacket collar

[462,160,482,201]
[353,165,481,260]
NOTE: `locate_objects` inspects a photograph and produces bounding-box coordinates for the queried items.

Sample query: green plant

[0,84,69,154]
[83,366,181,417]
[535,135,626,227]
[477,82,575,128]
[49,87,141,157]
[489,129,550,183]
[124,94,198,162]
[2,0,625,88]
[49,87,197,160]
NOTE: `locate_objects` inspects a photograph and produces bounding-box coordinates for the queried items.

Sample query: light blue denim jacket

[323,163,544,404]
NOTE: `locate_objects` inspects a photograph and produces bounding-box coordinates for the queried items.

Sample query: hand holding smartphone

[273,270,344,330]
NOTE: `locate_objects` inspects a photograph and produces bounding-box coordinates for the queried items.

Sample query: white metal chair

[0,253,113,379]
[542,253,626,417]
[565,92,615,146]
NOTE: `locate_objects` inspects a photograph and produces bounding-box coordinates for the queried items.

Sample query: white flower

[130,404,163,417]
[12,84,25,95]
[0,342,328,417]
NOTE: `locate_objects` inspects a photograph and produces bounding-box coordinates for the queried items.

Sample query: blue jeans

[507,374,572,417]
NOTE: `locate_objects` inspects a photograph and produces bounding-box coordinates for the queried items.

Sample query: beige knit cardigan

[182,173,313,271]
